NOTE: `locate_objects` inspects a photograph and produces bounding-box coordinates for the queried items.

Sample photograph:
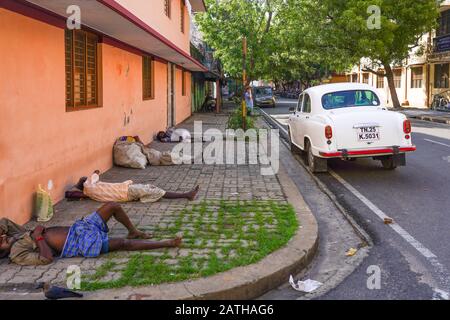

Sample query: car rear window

[254,87,273,97]
[322,90,380,110]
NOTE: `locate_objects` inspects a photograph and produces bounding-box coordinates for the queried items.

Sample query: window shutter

[65,30,74,108]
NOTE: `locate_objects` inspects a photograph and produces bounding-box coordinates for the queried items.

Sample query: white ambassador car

[288,83,416,173]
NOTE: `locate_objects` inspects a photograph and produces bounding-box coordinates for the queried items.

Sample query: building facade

[0,0,207,223]
[345,1,450,109]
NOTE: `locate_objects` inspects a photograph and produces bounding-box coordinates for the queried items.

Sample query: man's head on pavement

[0,235,14,258]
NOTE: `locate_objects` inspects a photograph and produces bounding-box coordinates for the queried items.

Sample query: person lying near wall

[156,128,191,143]
[67,171,199,203]
[0,202,182,266]
[117,135,190,166]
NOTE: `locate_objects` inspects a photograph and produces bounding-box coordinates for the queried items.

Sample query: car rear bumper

[319,146,416,158]
[255,101,275,107]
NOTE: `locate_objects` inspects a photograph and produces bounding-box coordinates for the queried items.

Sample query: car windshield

[254,88,273,97]
[322,90,381,110]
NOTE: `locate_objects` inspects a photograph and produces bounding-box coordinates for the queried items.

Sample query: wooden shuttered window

[377,74,385,88]
[411,67,423,88]
[182,70,186,96]
[143,55,155,100]
[180,0,185,33]
[65,29,99,110]
[164,0,171,18]
[393,69,402,88]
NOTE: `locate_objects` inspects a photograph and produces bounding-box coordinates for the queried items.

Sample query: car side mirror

[289,107,295,113]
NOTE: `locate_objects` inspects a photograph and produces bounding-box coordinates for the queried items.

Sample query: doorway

[167,63,176,127]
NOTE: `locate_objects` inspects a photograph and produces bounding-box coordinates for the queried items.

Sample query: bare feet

[187,185,200,201]
[171,236,183,247]
[127,230,152,239]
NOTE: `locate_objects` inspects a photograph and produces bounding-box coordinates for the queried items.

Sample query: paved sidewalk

[399,108,450,125]
[0,110,306,299]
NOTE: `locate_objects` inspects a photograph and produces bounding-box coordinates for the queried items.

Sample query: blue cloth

[61,212,109,258]
[245,92,254,109]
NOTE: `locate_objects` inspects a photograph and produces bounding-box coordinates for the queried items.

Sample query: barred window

[435,63,449,89]
[65,29,99,110]
[362,73,369,84]
[377,74,385,88]
[411,67,423,88]
[164,0,171,18]
[393,69,402,88]
[143,55,155,100]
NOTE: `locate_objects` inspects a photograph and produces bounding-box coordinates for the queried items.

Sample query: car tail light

[325,125,333,139]
[403,120,412,134]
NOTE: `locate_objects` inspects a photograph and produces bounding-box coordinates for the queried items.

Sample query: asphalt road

[261,98,450,300]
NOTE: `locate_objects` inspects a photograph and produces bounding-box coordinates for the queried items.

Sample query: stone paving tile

[0,112,287,290]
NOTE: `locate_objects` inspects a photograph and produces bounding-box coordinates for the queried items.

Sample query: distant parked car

[253,86,276,108]
[288,83,416,173]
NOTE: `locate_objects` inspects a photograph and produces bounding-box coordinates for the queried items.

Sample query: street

[260,98,450,300]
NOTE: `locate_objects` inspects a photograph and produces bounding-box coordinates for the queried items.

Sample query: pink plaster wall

[175,68,193,124]
[115,0,191,54]
[0,9,172,223]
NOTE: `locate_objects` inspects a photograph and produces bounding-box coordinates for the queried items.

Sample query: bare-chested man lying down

[0,202,182,266]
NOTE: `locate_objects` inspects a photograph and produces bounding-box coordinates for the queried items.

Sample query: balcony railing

[190,43,222,76]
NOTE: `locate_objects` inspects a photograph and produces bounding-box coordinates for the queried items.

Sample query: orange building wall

[115,0,191,54]
[0,9,173,224]
[175,69,193,124]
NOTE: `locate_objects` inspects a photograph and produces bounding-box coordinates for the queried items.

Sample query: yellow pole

[242,37,247,130]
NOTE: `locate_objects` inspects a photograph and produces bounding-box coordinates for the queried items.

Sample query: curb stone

[83,131,319,300]
[408,115,450,125]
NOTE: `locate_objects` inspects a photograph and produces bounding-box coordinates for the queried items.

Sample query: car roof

[301,83,381,112]
[304,83,377,97]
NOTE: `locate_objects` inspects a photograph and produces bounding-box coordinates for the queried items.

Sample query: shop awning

[24,0,208,72]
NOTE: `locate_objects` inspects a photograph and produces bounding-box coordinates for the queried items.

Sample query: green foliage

[282,0,440,105]
[80,200,299,291]
[197,0,441,106]
[227,105,255,130]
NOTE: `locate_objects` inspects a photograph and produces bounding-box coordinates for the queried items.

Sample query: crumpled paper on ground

[289,275,323,293]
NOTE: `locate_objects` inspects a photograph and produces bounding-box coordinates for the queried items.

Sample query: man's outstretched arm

[31,226,54,263]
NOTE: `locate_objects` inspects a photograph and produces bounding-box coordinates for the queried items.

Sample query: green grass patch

[81,200,298,291]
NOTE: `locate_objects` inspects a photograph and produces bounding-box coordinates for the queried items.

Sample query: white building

[345,1,450,109]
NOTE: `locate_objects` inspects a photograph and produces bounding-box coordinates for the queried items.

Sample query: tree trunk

[384,63,401,109]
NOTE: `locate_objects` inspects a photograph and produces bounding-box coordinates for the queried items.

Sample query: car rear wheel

[381,156,397,170]
[306,140,328,173]
[288,126,300,154]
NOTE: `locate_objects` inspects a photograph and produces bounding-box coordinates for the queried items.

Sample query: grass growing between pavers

[81,200,298,291]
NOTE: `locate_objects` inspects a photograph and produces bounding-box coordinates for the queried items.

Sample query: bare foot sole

[172,237,183,247]
[127,231,153,239]
[187,185,200,201]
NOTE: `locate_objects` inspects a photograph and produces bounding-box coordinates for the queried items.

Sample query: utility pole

[242,36,247,130]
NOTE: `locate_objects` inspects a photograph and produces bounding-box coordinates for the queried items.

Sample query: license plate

[357,126,380,141]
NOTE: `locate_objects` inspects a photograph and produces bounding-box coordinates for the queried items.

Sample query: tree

[196,0,281,83]
[299,0,440,108]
